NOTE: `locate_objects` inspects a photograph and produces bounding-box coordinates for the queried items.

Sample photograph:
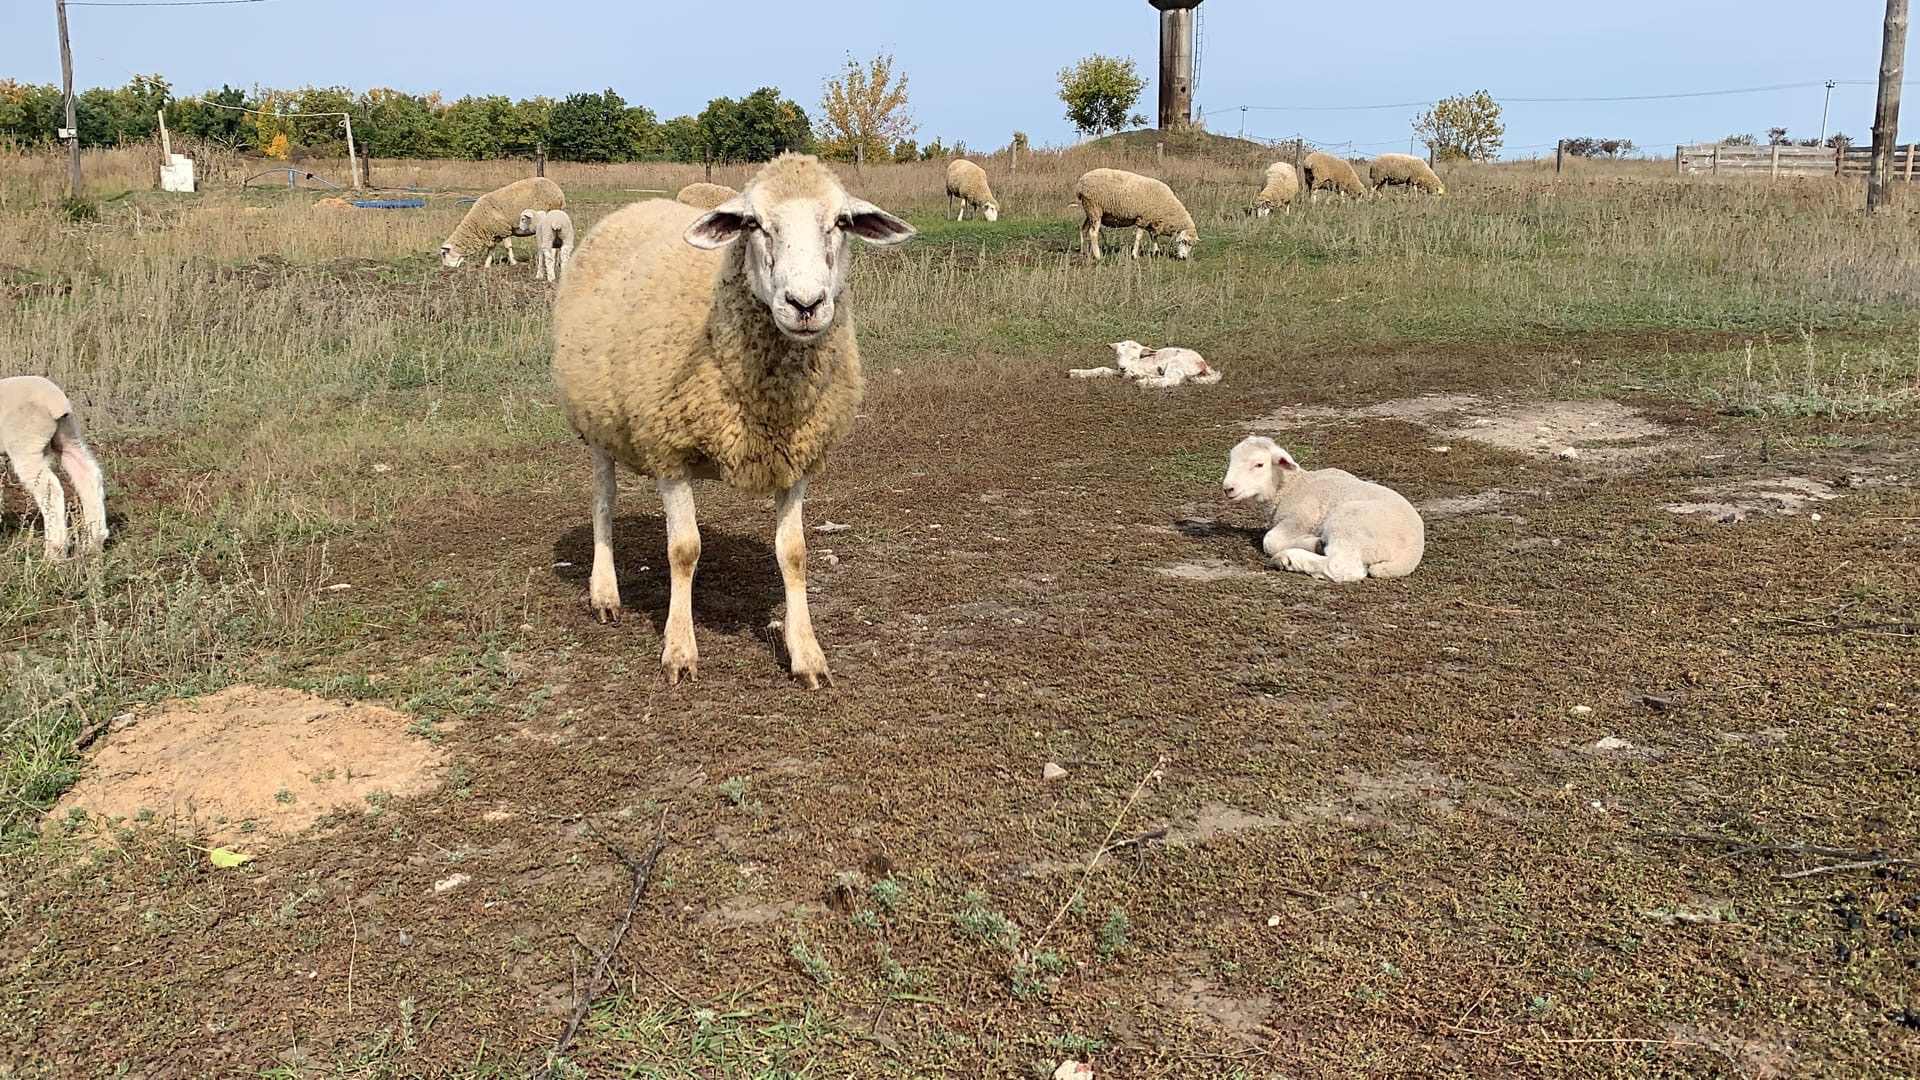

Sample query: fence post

[1836,143,1845,177]
[705,144,714,183]
[1155,141,1164,169]
[535,143,546,178]
[1771,143,1781,179]
[1675,145,1684,175]
[359,140,372,188]
[1907,142,1916,180]
[1555,139,1563,173]
[1710,144,1720,175]
[852,143,862,182]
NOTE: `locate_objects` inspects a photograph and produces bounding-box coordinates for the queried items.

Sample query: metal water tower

[1149,0,1204,129]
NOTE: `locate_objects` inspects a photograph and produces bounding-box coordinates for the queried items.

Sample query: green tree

[817,53,913,162]
[700,87,811,162]
[658,114,705,162]
[0,80,63,147]
[167,84,252,150]
[360,88,439,157]
[1057,54,1148,138]
[549,89,632,162]
[1414,90,1504,161]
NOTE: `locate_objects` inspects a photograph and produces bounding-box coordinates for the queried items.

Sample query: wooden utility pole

[1867,0,1909,213]
[55,0,81,197]
[342,112,361,190]
[1554,139,1564,174]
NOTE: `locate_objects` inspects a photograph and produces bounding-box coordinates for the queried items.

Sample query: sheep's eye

[741,218,761,233]
[1252,462,1265,469]
[834,214,853,230]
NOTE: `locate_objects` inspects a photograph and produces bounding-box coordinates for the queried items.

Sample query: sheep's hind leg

[588,446,623,623]
[56,422,108,554]
[10,451,69,560]
[1276,543,1367,582]
[775,479,831,688]
[658,476,701,684]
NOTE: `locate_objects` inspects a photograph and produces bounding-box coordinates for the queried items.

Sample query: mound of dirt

[53,686,446,846]
[1251,393,1685,465]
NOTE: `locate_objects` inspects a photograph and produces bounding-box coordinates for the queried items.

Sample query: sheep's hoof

[592,602,621,625]
[661,640,698,684]
[793,665,834,690]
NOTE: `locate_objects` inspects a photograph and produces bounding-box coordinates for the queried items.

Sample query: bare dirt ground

[6,348,1920,1077]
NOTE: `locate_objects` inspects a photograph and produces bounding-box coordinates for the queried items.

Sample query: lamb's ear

[840,197,915,245]
[684,196,755,249]
[1271,447,1299,471]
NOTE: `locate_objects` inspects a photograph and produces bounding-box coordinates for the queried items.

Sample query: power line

[1206,78,1912,119]
[1504,80,1827,102]
[66,0,279,6]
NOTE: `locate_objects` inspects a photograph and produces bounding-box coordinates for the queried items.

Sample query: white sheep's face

[1110,340,1150,365]
[517,209,540,234]
[984,203,1000,223]
[439,243,463,269]
[1222,436,1298,502]
[1174,231,1196,260]
[686,190,915,343]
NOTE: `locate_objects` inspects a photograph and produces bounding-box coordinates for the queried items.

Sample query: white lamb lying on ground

[1,375,108,560]
[1068,340,1221,388]
[1221,435,1423,581]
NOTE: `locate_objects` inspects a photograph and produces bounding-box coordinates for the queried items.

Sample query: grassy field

[2,142,1919,1078]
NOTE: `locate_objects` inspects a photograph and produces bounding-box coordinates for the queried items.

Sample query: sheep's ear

[840,198,915,245]
[685,197,756,249]
[1271,447,1299,471]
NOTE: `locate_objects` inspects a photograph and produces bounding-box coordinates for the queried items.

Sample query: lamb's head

[1222,436,1298,502]
[517,209,545,235]
[1110,340,1152,365]
[438,242,462,268]
[983,199,1000,223]
[685,153,915,343]
[1173,227,1197,260]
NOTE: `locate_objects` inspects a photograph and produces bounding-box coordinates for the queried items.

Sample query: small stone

[1810,512,1822,522]
[1589,735,1633,752]
[1042,762,1068,782]
[1429,445,1451,453]
[1556,446,1579,460]
[1266,915,1281,927]
[1052,1061,1094,1080]
[814,521,852,533]
[325,583,352,592]
[1570,705,1593,715]
[432,872,472,894]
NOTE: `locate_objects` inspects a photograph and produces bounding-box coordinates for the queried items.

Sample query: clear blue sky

[3,0,1908,156]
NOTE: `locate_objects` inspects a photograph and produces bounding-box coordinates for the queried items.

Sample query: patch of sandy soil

[1153,557,1266,582]
[1662,1023,1800,1079]
[1157,974,1274,1040]
[52,685,446,847]
[1251,393,1684,465]
[1663,476,1838,523]
[1295,763,1461,827]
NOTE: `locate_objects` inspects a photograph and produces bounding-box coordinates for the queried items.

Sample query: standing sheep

[1074,168,1198,261]
[675,182,739,210]
[1301,151,1367,200]
[1,375,108,560]
[1254,161,1300,217]
[944,159,1000,221]
[518,208,575,282]
[440,176,566,268]
[1221,436,1423,582]
[551,153,915,687]
[1368,152,1445,195]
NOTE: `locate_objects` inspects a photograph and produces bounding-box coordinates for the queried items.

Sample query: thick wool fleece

[1302,152,1367,198]
[1256,162,1300,208]
[1368,153,1444,194]
[674,182,739,210]
[945,159,998,208]
[552,170,864,498]
[1074,168,1197,241]
[445,176,565,257]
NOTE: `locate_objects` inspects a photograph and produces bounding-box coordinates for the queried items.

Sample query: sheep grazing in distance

[1254,161,1300,217]
[1,375,108,560]
[1222,436,1423,582]
[1369,152,1445,195]
[551,153,915,687]
[1301,151,1368,200]
[944,159,1000,221]
[440,176,566,268]
[518,208,575,282]
[1069,340,1221,388]
[675,182,739,210]
[1074,168,1198,261]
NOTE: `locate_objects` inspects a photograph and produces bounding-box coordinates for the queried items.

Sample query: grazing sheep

[1,375,108,560]
[552,153,914,687]
[1074,168,1197,261]
[518,208,576,283]
[1254,161,1300,217]
[1301,151,1367,200]
[944,159,1000,221]
[1369,152,1445,195]
[440,176,566,268]
[1068,340,1221,388]
[675,182,739,210]
[1221,436,1423,582]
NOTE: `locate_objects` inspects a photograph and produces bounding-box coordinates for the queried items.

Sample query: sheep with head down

[551,153,914,687]
[944,159,1000,221]
[439,176,565,268]
[1074,168,1197,260]
[1369,153,1445,195]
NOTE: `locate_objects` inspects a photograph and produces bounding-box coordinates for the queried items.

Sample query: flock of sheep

[2,150,1431,687]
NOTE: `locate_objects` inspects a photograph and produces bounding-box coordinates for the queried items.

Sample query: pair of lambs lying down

[552,153,915,688]
[1,375,108,561]
[440,176,566,268]
[1069,340,1221,388]
[516,209,575,282]
[1223,436,1424,582]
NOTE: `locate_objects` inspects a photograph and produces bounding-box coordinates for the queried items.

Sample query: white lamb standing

[439,176,566,268]
[551,153,915,687]
[518,208,575,282]
[1,375,108,560]
[944,159,1000,221]
[1221,436,1423,582]
[1069,340,1221,388]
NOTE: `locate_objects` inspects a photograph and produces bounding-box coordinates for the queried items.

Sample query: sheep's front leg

[1067,367,1119,379]
[775,479,831,688]
[588,446,622,623]
[1260,520,1322,559]
[504,236,516,266]
[11,452,69,560]
[658,476,700,684]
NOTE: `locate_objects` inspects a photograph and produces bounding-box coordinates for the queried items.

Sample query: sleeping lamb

[1221,435,1423,581]
[1069,340,1221,388]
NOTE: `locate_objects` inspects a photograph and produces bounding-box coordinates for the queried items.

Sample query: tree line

[0,70,951,164]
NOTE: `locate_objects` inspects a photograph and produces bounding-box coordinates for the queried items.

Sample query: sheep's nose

[1223,484,1237,497]
[785,291,827,319]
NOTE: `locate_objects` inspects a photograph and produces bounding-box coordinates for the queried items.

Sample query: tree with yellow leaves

[816,52,914,163]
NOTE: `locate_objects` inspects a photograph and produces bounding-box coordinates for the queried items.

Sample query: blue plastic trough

[350,199,426,209]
